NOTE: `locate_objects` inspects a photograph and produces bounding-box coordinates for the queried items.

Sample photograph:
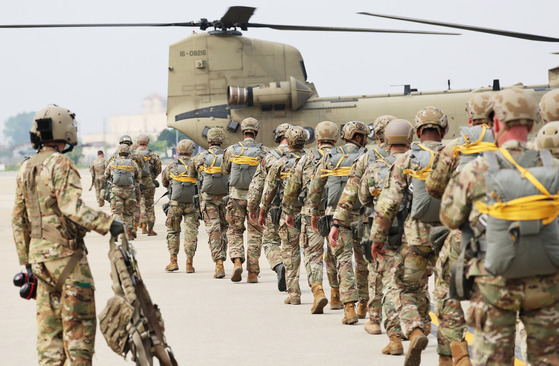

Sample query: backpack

[322,145,365,210]
[230,141,263,190]
[478,148,559,279]
[405,143,444,223]
[138,149,152,178]
[170,158,196,203]
[200,148,229,195]
[112,158,135,186]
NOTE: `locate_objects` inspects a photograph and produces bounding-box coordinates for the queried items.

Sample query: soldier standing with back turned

[136,135,162,236]
[89,150,108,207]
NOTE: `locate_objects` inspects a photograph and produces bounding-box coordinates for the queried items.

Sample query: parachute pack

[98,235,178,366]
[199,148,229,195]
[169,158,196,203]
[139,149,153,178]
[230,141,263,190]
[112,158,135,186]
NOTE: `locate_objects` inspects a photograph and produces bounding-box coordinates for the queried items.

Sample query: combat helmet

[117,144,130,156]
[137,135,150,145]
[315,121,339,142]
[207,127,225,145]
[119,135,133,145]
[341,121,369,146]
[384,119,415,145]
[177,139,196,156]
[536,121,559,156]
[373,115,396,144]
[240,117,260,135]
[273,123,292,143]
[492,88,537,127]
[30,105,78,152]
[538,89,559,124]
[286,126,308,148]
[414,106,448,136]
[466,93,493,125]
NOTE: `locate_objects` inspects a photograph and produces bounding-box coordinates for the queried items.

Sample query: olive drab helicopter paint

[2,6,559,148]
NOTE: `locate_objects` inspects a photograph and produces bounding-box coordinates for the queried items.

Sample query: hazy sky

[1,0,558,136]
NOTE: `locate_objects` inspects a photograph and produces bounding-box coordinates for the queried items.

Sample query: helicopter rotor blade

[247,23,459,35]
[358,12,559,42]
[220,6,256,27]
[0,22,202,29]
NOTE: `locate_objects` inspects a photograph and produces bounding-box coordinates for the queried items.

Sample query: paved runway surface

[0,169,452,365]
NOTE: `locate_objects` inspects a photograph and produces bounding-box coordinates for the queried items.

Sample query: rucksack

[230,141,263,190]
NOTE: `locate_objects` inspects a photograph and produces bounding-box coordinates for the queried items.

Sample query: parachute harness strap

[202,150,222,174]
[280,152,301,180]
[453,124,498,157]
[170,158,196,183]
[476,148,559,225]
[403,144,435,181]
[232,142,260,166]
[321,146,351,178]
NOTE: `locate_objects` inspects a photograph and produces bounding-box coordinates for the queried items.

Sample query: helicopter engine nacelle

[228,76,312,111]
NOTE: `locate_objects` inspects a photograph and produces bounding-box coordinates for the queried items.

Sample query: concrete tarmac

[0,169,442,365]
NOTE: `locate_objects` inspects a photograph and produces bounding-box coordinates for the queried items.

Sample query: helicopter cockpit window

[367,123,375,140]
[304,127,315,144]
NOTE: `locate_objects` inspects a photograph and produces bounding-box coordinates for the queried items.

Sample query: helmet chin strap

[61,144,74,154]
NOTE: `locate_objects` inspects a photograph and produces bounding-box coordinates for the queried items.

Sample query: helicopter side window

[300,61,308,82]
[261,105,273,112]
[274,104,285,111]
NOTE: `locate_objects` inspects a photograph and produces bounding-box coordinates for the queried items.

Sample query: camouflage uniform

[89,156,107,206]
[188,146,228,263]
[162,157,200,260]
[136,146,162,232]
[441,139,559,365]
[221,137,269,275]
[12,146,113,365]
[105,155,141,238]
[247,143,288,271]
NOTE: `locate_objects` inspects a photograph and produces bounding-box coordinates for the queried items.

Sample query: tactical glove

[110,219,125,237]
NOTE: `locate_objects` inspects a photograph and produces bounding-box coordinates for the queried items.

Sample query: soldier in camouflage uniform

[221,117,269,283]
[441,88,559,366]
[188,128,229,278]
[330,115,393,329]
[359,119,415,355]
[370,106,449,366]
[12,106,123,366]
[258,126,307,304]
[105,144,141,240]
[283,121,340,313]
[89,150,108,207]
[161,139,200,273]
[536,89,559,159]
[247,123,291,291]
[425,93,493,366]
[307,121,370,325]
[136,135,162,236]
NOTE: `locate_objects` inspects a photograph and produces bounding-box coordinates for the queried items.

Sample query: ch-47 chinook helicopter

[2,6,558,148]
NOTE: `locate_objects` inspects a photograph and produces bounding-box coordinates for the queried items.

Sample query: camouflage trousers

[392,244,434,338]
[325,241,339,289]
[226,198,263,274]
[468,271,559,366]
[140,180,156,227]
[32,253,96,366]
[433,230,467,356]
[262,209,282,270]
[301,215,325,287]
[165,201,200,257]
[93,178,106,205]
[331,225,369,304]
[278,212,303,300]
[110,185,137,233]
[201,194,228,262]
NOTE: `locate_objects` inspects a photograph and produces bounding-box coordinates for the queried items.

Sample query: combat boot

[356,301,368,319]
[310,283,328,314]
[165,255,178,272]
[284,294,301,305]
[247,272,258,283]
[231,258,242,282]
[214,259,225,279]
[127,231,135,241]
[424,321,432,336]
[98,199,104,207]
[439,355,453,366]
[147,225,157,236]
[274,263,286,292]
[330,288,343,310]
[141,223,148,234]
[450,341,472,366]
[342,302,358,325]
[364,320,382,335]
[404,328,429,366]
[186,256,195,273]
[382,335,404,355]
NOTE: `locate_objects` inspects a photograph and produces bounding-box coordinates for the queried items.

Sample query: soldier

[370,106,448,366]
[440,88,559,365]
[188,128,229,278]
[247,123,291,291]
[105,144,141,240]
[329,115,394,328]
[161,139,200,273]
[89,150,108,207]
[12,105,124,365]
[536,89,559,159]
[425,93,493,366]
[307,121,370,325]
[359,119,415,356]
[283,121,340,313]
[257,126,307,304]
[221,117,269,283]
[136,135,162,236]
